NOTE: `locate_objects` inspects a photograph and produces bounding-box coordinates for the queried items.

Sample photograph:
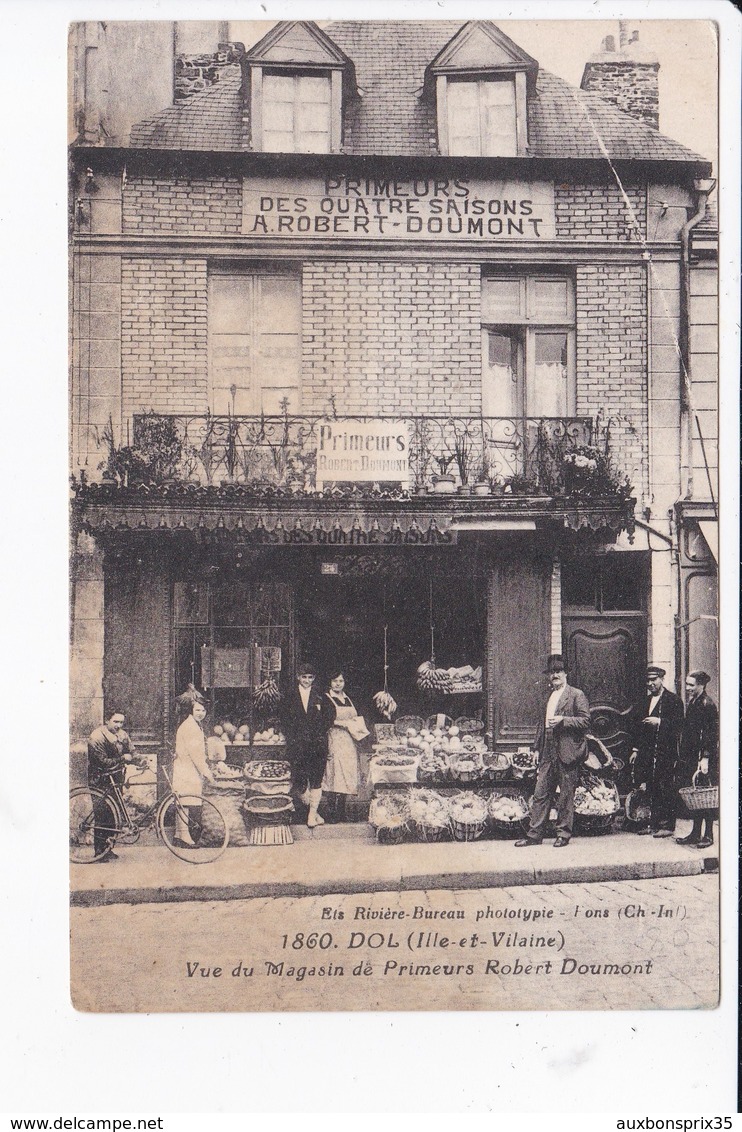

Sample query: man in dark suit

[515,654,591,848]
[282,663,334,828]
[675,670,718,848]
[629,664,684,837]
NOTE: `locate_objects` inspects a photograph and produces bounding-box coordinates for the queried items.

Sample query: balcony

[86,412,632,503]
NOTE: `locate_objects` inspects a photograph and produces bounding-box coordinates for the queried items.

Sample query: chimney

[174,41,244,102]
[580,21,659,130]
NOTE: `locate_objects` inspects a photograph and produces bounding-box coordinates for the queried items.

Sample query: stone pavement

[70,818,718,907]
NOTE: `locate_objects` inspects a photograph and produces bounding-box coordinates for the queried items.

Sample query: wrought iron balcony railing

[95,412,632,500]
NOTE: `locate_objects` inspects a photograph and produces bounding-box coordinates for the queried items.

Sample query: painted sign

[315,418,410,486]
[242,176,555,240]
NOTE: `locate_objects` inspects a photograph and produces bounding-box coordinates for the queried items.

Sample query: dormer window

[245,21,356,154]
[262,71,333,153]
[426,22,538,158]
[447,75,517,157]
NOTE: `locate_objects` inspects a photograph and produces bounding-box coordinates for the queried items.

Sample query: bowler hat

[646,665,666,678]
[544,654,567,674]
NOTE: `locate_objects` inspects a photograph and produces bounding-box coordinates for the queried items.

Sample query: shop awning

[698,520,718,563]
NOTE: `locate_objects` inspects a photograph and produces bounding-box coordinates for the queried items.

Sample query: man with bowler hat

[629,664,684,836]
[515,655,591,848]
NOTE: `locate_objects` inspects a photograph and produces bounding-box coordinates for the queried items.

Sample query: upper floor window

[481,274,575,418]
[262,71,333,153]
[447,76,517,157]
[209,265,301,415]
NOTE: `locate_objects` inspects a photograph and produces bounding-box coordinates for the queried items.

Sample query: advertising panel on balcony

[315,418,410,487]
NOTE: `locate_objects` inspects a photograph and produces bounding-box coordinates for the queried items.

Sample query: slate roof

[128,20,706,165]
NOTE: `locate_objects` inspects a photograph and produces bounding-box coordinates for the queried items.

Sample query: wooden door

[487,556,551,749]
[562,613,646,764]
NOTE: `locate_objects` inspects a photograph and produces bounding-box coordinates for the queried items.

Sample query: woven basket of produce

[448,752,484,784]
[368,792,410,844]
[243,759,292,795]
[203,783,249,847]
[574,775,620,835]
[369,753,419,785]
[482,751,511,783]
[425,713,454,733]
[417,750,449,784]
[510,749,539,779]
[487,788,530,837]
[407,788,451,842]
[454,716,485,734]
[449,791,488,842]
[393,715,424,737]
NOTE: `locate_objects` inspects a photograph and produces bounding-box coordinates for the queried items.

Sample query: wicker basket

[482,751,512,783]
[454,716,485,734]
[243,794,294,824]
[487,787,530,837]
[425,714,454,733]
[376,824,409,845]
[414,821,450,842]
[449,792,488,841]
[369,754,419,784]
[624,789,652,825]
[394,715,424,736]
[678,784,719,812]
[448,755,484,784]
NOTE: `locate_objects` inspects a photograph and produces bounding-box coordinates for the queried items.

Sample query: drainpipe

[678,177,715,500]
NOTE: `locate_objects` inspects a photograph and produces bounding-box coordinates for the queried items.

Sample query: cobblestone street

[71,872,718,1013]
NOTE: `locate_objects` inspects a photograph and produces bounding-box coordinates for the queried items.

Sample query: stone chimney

[580,21,659,130]
[174,41,244,101]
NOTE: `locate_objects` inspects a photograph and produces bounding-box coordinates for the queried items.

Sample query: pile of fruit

[448,791,487,826]
[511,749,539,773]
[253,678,281,712]
[399,722,488,760]
[415,662,482,694]
[373,690,398,720]
[213,722,250,744]
[213,760,242,780]
[407,789,450,831]
[252,727,286,745]
[244,760,291,781]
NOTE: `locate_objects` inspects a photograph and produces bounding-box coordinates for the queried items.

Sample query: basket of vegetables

[393,715,424,737]
[449,791,488,842]
[574,774,620,835]
[454,716,485,734]
[369,752,419,785]
[368,791,410,844]
[448,751,484,784]
[487,788,530,838]
[407,788,451,842]
[417,750,449,784]
[243,759,292,795]
[482,750,512,783]
[510,749,539,779]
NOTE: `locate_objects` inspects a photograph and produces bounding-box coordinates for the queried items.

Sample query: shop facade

[69,19,717,795]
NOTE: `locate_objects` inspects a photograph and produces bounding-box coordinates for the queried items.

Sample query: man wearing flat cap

[629,665,684,836]
[515,655,591,848]
[675,671,718,848]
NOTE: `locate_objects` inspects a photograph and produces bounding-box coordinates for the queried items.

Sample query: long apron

[322,701,360,795]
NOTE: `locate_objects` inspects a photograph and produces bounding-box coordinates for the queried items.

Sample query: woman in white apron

[322,671,368,822]
[172,697,216,846]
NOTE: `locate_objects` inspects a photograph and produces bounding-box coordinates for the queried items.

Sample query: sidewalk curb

[70,852,714,908]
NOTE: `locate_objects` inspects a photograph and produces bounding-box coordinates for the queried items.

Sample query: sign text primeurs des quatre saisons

[242,175,556,240]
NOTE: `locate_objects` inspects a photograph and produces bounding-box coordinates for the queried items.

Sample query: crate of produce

[368,791,410,844]
[407,788,451,842]
[487,787,530,837]
[369,752,419,785]
[449,791,488,842]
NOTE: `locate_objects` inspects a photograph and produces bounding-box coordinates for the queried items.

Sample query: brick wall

[121,257,209,417]
[122,178,242,235]
[575,263,647,497]
[301,260,481,414]
[581,62,660,130]
[555,183,646,242]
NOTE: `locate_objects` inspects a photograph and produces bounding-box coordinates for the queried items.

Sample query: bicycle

[69,763,230,864]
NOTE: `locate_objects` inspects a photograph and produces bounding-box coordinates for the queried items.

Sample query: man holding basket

[675,671,718,848]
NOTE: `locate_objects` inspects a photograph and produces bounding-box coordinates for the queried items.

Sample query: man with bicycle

[87,710,146,860]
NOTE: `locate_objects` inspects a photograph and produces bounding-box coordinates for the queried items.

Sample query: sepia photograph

[65,11,727,1018]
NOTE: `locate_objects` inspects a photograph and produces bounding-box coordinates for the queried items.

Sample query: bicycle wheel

[69,787,121,864]
[157,794,229,863]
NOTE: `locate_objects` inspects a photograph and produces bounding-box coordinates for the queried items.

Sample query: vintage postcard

[68,13,723,1015]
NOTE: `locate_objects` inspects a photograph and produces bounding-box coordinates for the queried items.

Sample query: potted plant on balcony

[431,453,456,494]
